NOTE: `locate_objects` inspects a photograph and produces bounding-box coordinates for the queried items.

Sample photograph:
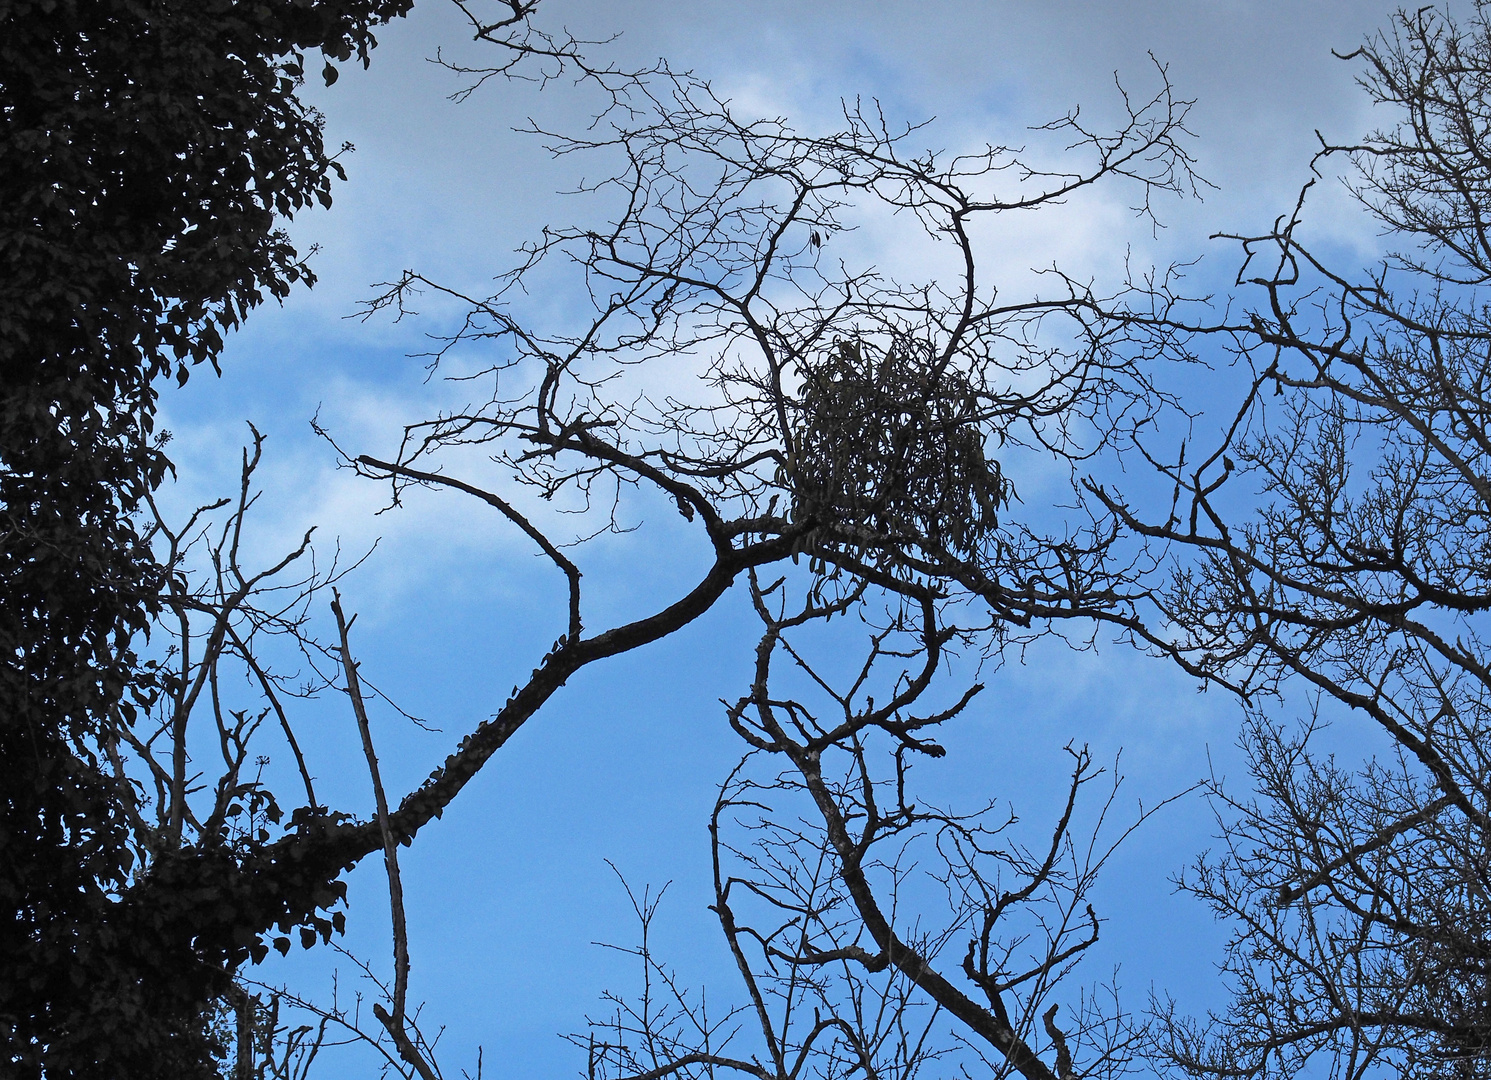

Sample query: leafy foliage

[791,339,1009,560]
[0,0,413,1074]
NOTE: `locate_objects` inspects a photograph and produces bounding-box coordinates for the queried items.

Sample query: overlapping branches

[1075,5,1491,1078]
[1152,712,1491,1080]
[355,62,1202,645]
[276,60,1206,1079]
[578,569,1169,1080]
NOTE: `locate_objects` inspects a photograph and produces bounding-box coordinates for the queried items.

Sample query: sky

[157,2,1412,1075]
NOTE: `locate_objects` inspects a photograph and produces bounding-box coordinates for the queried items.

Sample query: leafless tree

[273,53,1200,1080]
[573,568,1179,1080]
[1079,4,1491,1077]
[209,5,1491,1078]
[115,429,469,1078]
[1148,709,1491,1080]
[103,427,358,1078]
[111,28,1211,1078]
[329,60,1203,840]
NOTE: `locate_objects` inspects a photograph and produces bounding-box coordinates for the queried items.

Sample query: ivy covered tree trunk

[0,1,411,1074]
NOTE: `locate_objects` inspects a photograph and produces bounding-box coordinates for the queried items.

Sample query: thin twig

[332,591,436,1080]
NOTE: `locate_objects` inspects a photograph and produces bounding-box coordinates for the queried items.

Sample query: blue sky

[155,2,1411,1074]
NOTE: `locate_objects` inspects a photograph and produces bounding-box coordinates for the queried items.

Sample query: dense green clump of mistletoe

[790,339,1008,560]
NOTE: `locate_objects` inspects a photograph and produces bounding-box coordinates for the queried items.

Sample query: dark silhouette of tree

[564,565,1178,1080]
[1077,4,1491,1077]
[0,2,610,1074]
[226,60,1200,1078]
[519,5,1491,1078]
